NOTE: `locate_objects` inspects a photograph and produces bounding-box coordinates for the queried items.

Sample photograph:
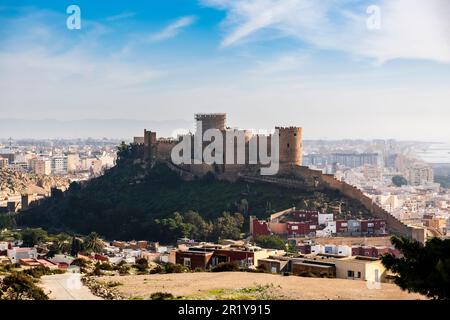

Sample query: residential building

[334,256,386,283]
[7,247,38,264]
[175,243,285,270]
[67,153,80,172]
[406,163,434,186]
[330,153,381,168]
[177,250,213,269]
[0,156,8,168]
[257,258,289,274]
[30,158,52,175]
[51,156,68,175]
[292,260,336,278]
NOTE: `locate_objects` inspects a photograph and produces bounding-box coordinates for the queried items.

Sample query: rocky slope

[0,168,70,199]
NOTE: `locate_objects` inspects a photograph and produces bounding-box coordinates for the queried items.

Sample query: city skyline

[1,1,450,141]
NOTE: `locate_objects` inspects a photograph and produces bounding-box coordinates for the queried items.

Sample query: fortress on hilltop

[133,113,427,243]
[135,113,303,179]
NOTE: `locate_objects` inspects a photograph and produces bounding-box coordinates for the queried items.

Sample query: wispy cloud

[105,11,136,22]
[0,9,165,119]
[250,52,309,75]
[201,0,450,63]
[149,16,197,42]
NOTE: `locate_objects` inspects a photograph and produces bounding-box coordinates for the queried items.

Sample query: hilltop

[16,148,372,242]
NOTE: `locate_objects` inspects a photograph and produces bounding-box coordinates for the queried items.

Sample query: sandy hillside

[98,272,425,300]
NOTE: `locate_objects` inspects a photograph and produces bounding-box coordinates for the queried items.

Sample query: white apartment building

[51,156,68,174]
[7,247,38,264]
[67,153,80,172]
[407,164,434,186]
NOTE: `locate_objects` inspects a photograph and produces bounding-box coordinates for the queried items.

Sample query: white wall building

[7,247,38,263]
[51,156,68,175]
[318,213,334,225]
[310,244,324,254]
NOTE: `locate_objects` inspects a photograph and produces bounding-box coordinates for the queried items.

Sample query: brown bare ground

[98,272,425,300]
[312,236,392,246]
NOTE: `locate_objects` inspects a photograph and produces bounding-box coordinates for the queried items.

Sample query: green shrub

[150,292,174,300]
[118,265,130,275]
[22,266,53,279]
[91,267,103,276]
[98,263,114,271]
[133,258,149,274]
[150,265,164,274]
[0,272,49,300]
[106,281,122,288]
[211,262,240,272]
[164,263,189,274]
[71,258,90,268]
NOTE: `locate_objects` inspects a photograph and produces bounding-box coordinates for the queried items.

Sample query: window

[183,258,191,268]
[357,272,361,278]
[347,270,354,278]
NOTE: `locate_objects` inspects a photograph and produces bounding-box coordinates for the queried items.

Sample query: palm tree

[70,236,84,257]
[84,232,105,253]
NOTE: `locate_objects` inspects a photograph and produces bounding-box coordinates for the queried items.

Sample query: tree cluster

[155,211,244,243]
[382,236,450,300]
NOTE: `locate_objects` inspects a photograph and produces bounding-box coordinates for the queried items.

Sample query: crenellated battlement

[141,112,303,172]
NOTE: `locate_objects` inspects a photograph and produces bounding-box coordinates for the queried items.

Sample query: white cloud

[105,11,136,22]
[149,16,197,42]
[0,9,164,119]
[201,0,450,63]
[250,52,309,75]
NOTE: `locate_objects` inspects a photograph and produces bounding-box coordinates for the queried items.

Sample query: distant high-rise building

[0,149,15,164]
[406,164,434,186]
[30,158,52,175]
[67,153,80,173]
[51,156,68,175]
[0,156,8,169]
[330,153,381,168]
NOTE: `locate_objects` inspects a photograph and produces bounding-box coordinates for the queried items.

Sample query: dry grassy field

[312,236,392,247]
[98,272,425,300]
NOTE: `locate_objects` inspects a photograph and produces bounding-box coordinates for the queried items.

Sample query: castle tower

[144,130,157,162]
[195,113,227,136]
[276,127,303,168]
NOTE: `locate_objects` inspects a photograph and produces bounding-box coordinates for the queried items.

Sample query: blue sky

[0,0,450,140]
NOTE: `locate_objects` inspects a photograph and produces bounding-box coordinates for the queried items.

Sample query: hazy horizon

[1,1,450,141]
[0,118,450,143]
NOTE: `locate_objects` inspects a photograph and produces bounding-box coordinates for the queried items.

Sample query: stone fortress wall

[135,114,426,243]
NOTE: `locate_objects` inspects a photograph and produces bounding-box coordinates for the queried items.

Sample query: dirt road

[40,274,102,300]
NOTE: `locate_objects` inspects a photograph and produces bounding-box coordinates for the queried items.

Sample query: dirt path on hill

[40,274,102,300]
